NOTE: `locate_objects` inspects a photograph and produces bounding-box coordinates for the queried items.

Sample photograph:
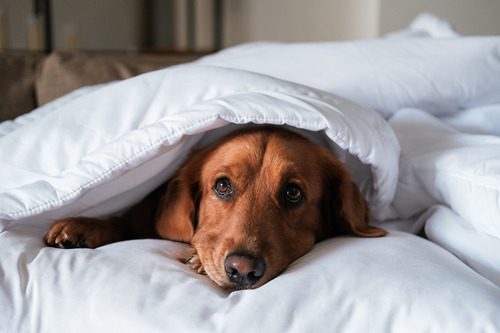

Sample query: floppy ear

[321,153,387,238]
[155,152,203,243]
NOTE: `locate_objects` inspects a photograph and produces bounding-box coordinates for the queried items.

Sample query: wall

[0,0,31,50]
[223,0,380,46]
[52,0,141,51]
[379,0,500,36]
[0,0,141,51]
[1,0,500,52]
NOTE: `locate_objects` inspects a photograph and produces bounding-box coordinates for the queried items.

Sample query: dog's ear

[155,152,204,243]
[320,152,387,239]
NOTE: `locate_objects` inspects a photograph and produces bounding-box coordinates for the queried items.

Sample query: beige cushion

[35,52,200,106]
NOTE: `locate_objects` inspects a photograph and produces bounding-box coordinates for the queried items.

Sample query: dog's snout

[224,253,266,288]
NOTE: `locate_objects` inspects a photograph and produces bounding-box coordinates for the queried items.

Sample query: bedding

[197,36,500,119]
[2,20,500,332]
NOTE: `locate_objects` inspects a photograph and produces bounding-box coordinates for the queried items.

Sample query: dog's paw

[184,251,206,274]
[44,217,123,249]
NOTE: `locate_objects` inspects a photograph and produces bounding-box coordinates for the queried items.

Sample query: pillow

[384,12,459,39]
[198,37,500,118]
[390,109,500,239]
[1,225,499,332]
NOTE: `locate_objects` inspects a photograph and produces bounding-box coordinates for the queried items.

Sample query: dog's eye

[284,183,303,205]
[214,177,233,200]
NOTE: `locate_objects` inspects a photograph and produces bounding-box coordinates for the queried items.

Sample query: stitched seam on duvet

[6,117,218,218]
[5,115,330,218]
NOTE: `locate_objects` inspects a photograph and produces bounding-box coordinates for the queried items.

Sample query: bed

[1,17,500,332]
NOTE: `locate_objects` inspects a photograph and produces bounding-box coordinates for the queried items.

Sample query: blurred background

[1,0,499,121]
[1,0,500,53]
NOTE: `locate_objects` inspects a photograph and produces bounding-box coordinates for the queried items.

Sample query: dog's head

[155,127,386,290]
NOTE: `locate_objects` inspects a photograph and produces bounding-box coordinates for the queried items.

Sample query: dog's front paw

[184,251,205,274]
[44,217,123,249]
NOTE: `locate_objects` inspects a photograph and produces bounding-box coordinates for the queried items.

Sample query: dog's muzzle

[224,252,266,289]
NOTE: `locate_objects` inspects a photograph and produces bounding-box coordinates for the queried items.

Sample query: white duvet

[2,21,500,332]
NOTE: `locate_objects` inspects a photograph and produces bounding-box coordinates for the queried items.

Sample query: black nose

[224,253,266,288]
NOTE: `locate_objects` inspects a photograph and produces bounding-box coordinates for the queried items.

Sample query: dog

[44,126,386,290]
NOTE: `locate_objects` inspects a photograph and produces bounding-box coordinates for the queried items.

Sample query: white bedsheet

[2,23,500,332]
[2,224,499,333]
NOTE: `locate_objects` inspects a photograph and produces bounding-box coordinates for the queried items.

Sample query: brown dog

[45,126,386,289]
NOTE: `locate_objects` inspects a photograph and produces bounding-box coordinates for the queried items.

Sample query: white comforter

[1,29,500,332]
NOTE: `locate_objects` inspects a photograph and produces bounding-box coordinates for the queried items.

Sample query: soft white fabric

[198,37,500,118]
[390,109,500,239]
[425,205,500,287]
[0,84,105,137]
[384,12,460,39]
[0,65,399,226]
[441,103,500,136]
[1,224,499,333]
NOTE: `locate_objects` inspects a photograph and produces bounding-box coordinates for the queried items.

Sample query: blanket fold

[0,65,399,226]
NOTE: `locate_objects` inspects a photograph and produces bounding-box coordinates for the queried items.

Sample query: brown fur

[45,126,386,289]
